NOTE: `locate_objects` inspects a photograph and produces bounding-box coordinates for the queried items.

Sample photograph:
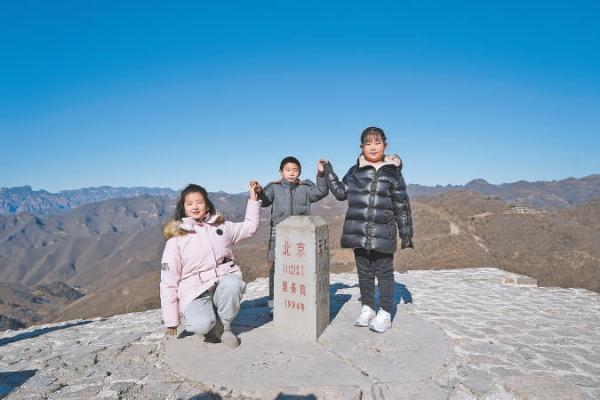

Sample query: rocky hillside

[1,189,599,328]
[0,281,82,330]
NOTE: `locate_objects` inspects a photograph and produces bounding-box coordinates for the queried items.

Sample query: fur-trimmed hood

[163,213,225,239]
[358,154,402,170]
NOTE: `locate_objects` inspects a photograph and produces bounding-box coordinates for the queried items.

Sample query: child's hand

[317,159,329,174]
[165,327,178,337]
[252,181,263,194]
[317,158,331,175]
[248,181,260,200]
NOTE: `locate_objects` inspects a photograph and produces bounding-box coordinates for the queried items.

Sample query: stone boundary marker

[274,216,330,341]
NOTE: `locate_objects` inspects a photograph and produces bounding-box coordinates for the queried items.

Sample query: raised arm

[307,172,329,202]
[227,198,261,243]
[228,182,262,243]
[391,167,414,249]
[323,161,349,201]
[160,238,183,329]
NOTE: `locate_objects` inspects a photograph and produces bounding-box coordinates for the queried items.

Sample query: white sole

[368,324,391,333]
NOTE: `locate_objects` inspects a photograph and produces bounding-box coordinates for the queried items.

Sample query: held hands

[318,159,331,175]
[249,180,262,201]
[165,326,178,337]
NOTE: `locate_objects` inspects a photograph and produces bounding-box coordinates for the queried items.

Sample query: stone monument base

[165,299,448,399]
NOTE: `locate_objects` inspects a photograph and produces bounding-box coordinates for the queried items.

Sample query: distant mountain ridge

[410,174,600,209]
[2,174,599,216]
[0,185,178,215]
[1,187,599,329]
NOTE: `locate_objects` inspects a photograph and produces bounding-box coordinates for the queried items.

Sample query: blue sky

[1,1,599,193]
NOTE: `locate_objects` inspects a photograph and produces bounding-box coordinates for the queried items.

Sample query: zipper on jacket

[366,169,379,249]
[290,185,296,215]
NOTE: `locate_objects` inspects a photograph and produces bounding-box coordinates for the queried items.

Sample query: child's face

[361,135,386,163]
[280,162,301,182]
[184,192,209,220]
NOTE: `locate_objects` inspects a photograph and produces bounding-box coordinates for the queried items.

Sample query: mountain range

[2,173,599,216]
[0,185,178,215]
[1,175,599,330]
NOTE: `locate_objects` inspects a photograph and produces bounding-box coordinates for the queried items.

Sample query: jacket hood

[162,213,225,239]
[357,154,402,170]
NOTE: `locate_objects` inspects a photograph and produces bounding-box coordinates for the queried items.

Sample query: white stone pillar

[274,216,330,341]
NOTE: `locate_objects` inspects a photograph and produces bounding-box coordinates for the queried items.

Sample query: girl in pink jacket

[160,182,261,347]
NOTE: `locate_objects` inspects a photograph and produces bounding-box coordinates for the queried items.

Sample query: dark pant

[354,248,395,313]
[269,261,275,300]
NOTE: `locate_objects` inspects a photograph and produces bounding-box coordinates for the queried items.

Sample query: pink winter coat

[159,199,260,327]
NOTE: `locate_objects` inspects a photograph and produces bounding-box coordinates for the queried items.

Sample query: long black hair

[174,184,216,220]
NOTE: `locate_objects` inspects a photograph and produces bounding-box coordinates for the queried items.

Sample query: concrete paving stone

[108,366,151,382]
[371,380,450,400]
[563,374,599,387]
[49,384,103,399]
[116,343,158,360]
[19,373,60,391]
[543,360,576,372]
[456,366,494,397]
[463,354,513,367]
[580,352,600,364]
[449,384,479,400]
[479,328,501,336]
[244,385,363,400]
[320,302,448,383]
[462,342,513,357]
[535,350,577,363]
[501,375,586,400]
[166,327,374,395]
[489,367,522,378]
[2,268,600,399]
[459,330,486,339]
[109,381,144,399]
[578,363,600,378]
[591,389,600,400]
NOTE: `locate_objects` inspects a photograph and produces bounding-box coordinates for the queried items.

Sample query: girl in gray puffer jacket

[258,156,329,314]
[322,127,413,333]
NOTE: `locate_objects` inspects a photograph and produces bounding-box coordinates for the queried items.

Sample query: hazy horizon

[2,172,599,195]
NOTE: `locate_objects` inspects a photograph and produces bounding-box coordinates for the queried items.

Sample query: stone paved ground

[0,267,599,399]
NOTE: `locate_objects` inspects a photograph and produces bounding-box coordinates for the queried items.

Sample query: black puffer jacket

[324,155,413,254]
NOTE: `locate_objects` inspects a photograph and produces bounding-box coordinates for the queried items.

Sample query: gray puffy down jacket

[324,155,413,254]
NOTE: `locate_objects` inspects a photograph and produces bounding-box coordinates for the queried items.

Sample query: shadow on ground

[0,320,96,347]
[329,283,356,321]
[231,295,272,334]
[370,281,413,320]
[0,370,36,399]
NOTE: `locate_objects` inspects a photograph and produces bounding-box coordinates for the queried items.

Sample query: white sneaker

[355,305,376,327]
[369,309,392,333]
